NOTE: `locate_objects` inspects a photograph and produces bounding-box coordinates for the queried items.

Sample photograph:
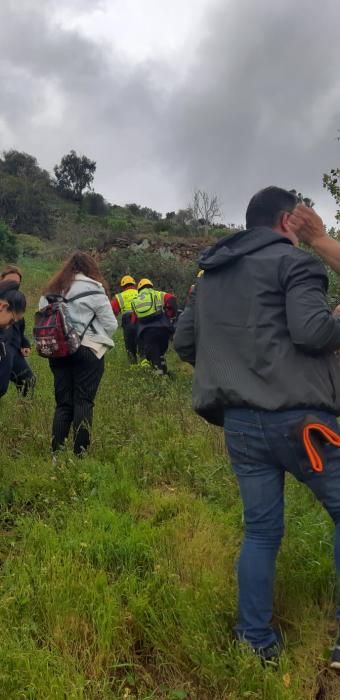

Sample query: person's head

[44,251,110,296]
[137,278,153,292]
[0,282,26,328]
[246,187,299,243]
[0,264,22,286]
[120,275,136,289]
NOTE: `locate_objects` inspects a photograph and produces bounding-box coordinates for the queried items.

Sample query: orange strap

[302,423,340,473]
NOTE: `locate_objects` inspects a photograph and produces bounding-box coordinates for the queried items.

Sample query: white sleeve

[92,294,118,336]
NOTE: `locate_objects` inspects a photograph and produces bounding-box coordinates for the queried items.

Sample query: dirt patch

[315,669,340,699]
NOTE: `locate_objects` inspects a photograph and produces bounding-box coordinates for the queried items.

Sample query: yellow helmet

[120,275,136,288]
[138,278,153,292]
[197,270,204,278]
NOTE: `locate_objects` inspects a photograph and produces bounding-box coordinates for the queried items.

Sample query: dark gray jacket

[174,227,340,426]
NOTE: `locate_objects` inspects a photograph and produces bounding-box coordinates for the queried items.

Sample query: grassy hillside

[0,260,339,699]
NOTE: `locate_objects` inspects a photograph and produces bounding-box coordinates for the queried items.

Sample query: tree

[0,220,18,262]
[126,203,141,216]
[0,150,52,237]
[0,150,50,184]
[175,208,193,226]
[126,203,162,221]
[323,169,340,223]
[192,189,222,226]
[54,150,96,201]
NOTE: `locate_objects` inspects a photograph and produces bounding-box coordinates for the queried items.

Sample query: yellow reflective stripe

[118,289,138,313]
[132,289,161,318]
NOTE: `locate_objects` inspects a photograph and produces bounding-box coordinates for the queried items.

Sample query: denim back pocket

[225,430,249,465]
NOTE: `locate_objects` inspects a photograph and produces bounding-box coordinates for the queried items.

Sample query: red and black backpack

[33,291,103,359]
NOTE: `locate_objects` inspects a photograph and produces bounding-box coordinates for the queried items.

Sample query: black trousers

[49,346,104,455]
[138,327,170,373]
[0,343,13,398]
[122,322,137,363]
[10,348,35,396]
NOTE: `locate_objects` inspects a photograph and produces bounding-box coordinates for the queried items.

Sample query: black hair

[0,289,26,314]
[246,187,298,229]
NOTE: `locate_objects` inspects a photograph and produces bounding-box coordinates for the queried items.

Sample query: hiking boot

[330,637,340,670]
[255,641,281,667]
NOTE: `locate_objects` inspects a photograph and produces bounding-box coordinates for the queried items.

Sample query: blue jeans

[224,407,340,650]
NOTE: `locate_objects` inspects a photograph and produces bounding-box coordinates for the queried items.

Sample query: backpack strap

[66,290,104,303]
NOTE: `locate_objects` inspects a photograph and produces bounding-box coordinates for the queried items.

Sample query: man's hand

[21,347,31,357]
[290,205,340,274]
[288,204,326,245]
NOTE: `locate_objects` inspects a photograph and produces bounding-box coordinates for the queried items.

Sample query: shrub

[101,249,196,305]
[82,192,110,216]
[106,217,129,235]
[0,219,18,262]
[16,234,46,258]
[154,221,169,234]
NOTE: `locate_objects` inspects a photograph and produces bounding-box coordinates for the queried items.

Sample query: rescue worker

[132,278,177,375]
[111,276,139,363]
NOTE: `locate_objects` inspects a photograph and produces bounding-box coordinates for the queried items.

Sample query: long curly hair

[44,252,110,296]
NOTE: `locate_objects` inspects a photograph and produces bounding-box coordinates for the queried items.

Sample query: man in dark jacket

[0,266,35,396]
[0,281,27,397]
[174,186,340,666]
[9,318,35,396]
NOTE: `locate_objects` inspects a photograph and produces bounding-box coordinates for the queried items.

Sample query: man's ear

[281,211,292,233]
[0,300,6,311]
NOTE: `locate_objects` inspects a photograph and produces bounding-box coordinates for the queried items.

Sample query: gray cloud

[0,0,339,224]
[0,0,166,204]
[163,0,340,223]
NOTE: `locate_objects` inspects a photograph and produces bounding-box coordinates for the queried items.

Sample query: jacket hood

[199,226,293,271]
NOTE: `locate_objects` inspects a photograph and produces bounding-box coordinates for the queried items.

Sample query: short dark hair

[246,187,298,229]
[0,281,26,314]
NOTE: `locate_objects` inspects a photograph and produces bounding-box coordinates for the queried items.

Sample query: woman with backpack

[38,252,117,456]
[0,265,35,396]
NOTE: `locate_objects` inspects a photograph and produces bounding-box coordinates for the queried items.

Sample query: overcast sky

[1,0,340,226]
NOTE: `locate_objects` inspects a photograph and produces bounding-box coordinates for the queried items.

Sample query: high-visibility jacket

[131,289,165,320]
[112,287,138,316]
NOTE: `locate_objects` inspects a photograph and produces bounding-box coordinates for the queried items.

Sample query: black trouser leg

[123,324,137,363]
[72,347,104,455]
[0,343,14,398]
[49,357,74,452]
[141,328,170,373]
[10,349,36,396]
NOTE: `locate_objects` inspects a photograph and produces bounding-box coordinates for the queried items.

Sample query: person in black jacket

[0,266,35,396]
[0,281,27,397]
[174,186,340,666]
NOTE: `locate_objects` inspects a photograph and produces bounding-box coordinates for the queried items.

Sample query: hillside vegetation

[0,149,243,306]
[0,260,339,699]
[2,149,340,697]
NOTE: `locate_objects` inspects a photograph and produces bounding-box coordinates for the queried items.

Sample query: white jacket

[39,274,118,348]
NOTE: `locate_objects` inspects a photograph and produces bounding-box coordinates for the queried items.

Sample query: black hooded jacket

[174,227,340,426]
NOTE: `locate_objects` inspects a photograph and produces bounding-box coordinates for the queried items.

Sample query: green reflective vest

[117,288,138,313]
[132,289,165,319]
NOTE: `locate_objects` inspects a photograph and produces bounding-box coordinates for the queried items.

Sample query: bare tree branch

[192,189,222,226]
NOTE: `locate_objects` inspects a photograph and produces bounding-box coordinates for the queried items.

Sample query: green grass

[0,260,339,698]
